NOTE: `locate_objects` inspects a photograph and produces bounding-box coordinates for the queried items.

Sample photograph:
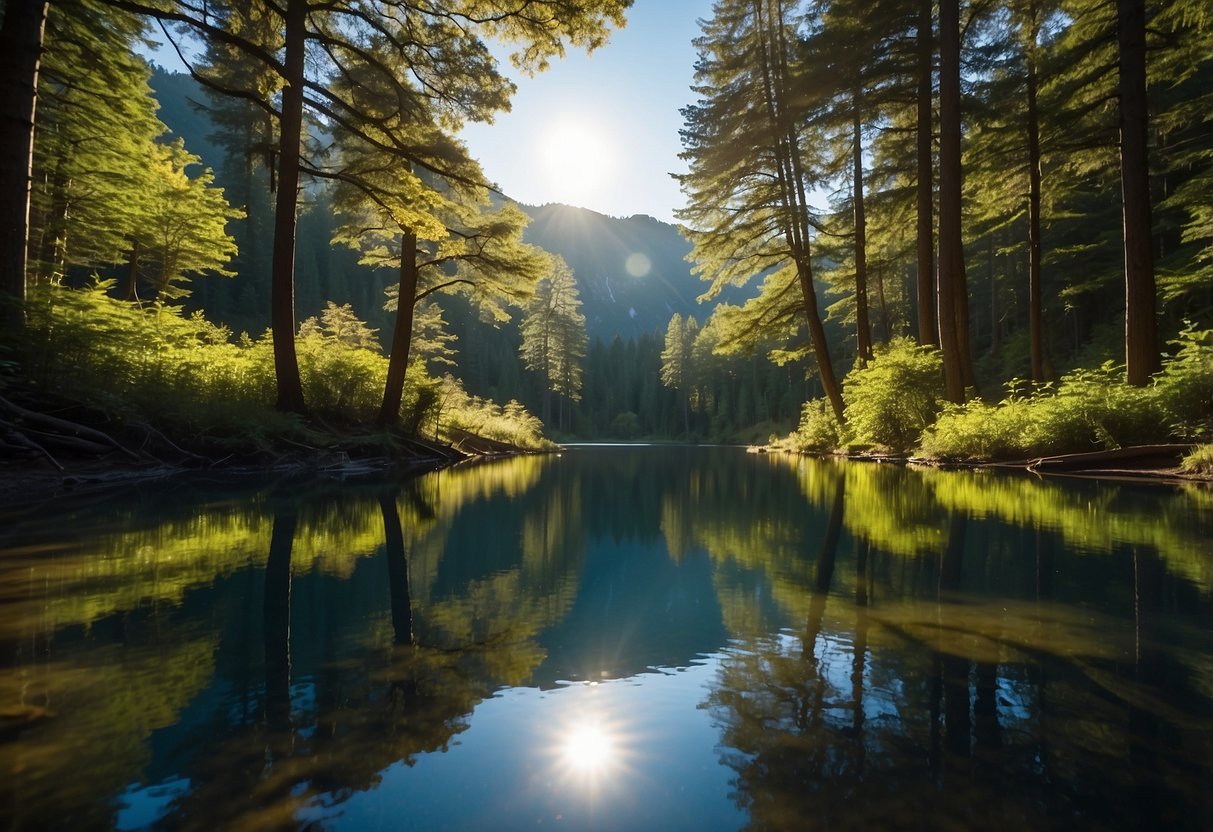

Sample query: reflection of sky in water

[115,777,191,831]
[312,663,743,831]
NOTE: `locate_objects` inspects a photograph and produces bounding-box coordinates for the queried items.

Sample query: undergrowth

[8,281,552,454]
[787,326,1213,462]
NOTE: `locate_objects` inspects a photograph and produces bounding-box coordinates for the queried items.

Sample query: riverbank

[750,442,1213,486]
[0,389,546,506]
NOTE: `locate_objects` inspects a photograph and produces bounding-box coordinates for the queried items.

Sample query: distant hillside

[519,204,750,341]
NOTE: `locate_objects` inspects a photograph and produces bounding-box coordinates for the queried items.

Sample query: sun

[539,118,613,208]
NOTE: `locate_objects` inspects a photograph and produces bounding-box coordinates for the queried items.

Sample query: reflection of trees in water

[703,479,1213,831]
[0,618,217,829]
[404,456,584,661]
[0,455,586,830]
[157,481,574,831]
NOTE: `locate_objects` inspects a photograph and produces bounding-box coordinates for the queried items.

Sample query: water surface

[2,447,1211,830]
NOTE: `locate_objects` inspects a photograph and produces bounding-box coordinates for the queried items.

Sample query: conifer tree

[1117,0,1157,385]
[26,1,238,299]
[936,0,976,402]
[661,313,699,436]
[516,259,582,429]
[679,0,845,421]
[519,258,586,430]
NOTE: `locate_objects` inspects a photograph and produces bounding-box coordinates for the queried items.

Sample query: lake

[1,446,1211,830]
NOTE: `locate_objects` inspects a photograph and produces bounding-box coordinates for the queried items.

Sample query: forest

[0,0,1210,469]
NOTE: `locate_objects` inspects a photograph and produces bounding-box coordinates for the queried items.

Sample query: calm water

[2,447,1212,831]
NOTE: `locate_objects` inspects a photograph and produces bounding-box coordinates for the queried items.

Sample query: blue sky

[459,1,715,223]
[146,1,714,224]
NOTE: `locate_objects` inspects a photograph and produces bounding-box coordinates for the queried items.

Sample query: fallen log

[1027,444,1193,474]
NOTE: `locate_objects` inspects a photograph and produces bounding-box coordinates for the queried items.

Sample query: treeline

[444,295,807,442]
[677,0,1212,458]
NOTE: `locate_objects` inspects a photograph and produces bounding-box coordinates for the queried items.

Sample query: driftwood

[446,428,518,457]
[1027,444,1193,474]
[0,394,142,461]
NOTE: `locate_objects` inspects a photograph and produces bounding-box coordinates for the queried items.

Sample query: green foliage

[300,302,381,350]
[1181,444,1213,476]
[295,323,387,422]
[19,281,277,433]
[788,399,846,453]
[1154,324,1213,440]
[841,338,944,453]
[30,3,239,297]
[14,284,552,449]
[519,258,587,406]
[431,375,552,451]
[609,411,642,439]
[920,327,1213,459]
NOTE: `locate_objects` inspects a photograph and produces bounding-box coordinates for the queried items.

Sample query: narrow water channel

[2,447,1211,830]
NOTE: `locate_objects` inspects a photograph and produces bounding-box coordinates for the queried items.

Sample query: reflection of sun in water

[548,693,634,797]
[540,119,612,208]
[563,722,615,773]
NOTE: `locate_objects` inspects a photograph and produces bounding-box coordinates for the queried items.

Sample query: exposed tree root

[0,394,142,461]
[0,422,65,471]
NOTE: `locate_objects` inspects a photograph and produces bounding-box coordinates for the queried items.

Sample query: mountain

[146,69,748,342]
[519,204,750,341]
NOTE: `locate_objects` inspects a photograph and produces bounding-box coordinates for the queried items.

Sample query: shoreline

[3,441,1208,508]
[750,442,1213,487]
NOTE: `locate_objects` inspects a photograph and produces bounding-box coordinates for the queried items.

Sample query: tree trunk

[875,267,890,343]
[380,493,414,646]
[126,239,140,301]
[915,0,938,348]
[988,235,999,355]
[379,232,418,426]
[937,0,968,403]
[755,0,845,423]
[797,260,846,421]
[1117,0,1158,385]
[1026,0,1045,382]
[270,0,307,414]
[264,511,295,726]
[0,0,48,329]
[853,103,873,366]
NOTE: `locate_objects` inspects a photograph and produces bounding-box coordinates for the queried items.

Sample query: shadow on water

[0,448,1210,829]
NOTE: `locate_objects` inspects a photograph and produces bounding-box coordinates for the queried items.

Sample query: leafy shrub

[296,332,386,422]
[919,328,1213,461]
[1154,324,1213,440]
[609,411,642,439]
[842,337,944,453]
[1181,444,1213,476]
[13,283,554,450]
[788,398,845,452]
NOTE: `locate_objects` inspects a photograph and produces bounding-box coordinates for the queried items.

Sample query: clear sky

[460,1,714,223]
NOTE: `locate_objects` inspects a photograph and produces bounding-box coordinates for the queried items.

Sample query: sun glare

[563,722,616,773]
[540,119,613,207]
[624,252,652,278]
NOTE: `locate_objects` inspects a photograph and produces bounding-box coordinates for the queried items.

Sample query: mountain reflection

[0,448,1210,830]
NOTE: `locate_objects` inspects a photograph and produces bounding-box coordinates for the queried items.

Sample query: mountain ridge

[148,68,744,342]
[516,202,750,341]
